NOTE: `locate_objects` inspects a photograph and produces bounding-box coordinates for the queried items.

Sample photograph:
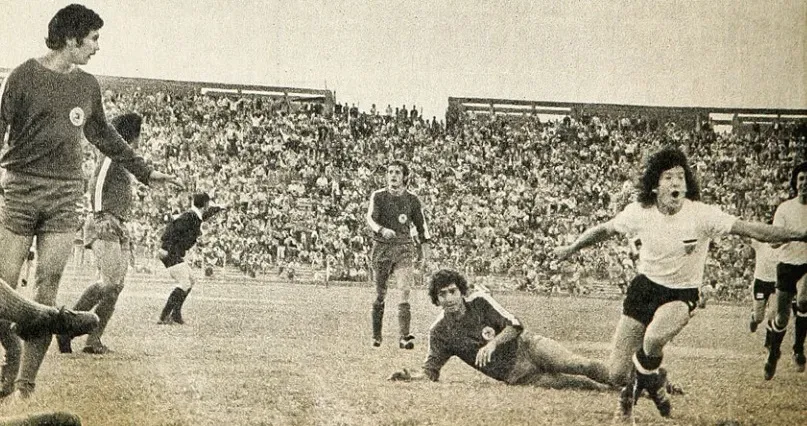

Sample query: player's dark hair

[192,193,211,209]
[429,269,469,306]
[789,161,807,197]
[637,147,700,207]
[111,113,142,143]
[46,4,104,50]
[388,160,410,183]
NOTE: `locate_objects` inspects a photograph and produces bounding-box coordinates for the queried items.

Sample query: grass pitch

[2,265,805,425]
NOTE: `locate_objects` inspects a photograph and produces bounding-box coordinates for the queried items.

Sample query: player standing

[553,147,807,422]
[157,193,224,325]
[0,4,181,399]
[763,161,807,379]
[57,113,147,354]
[366,160,430,349]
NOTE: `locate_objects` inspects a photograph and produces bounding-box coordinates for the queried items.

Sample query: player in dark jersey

[366,160,431,349]
[56,113,146,355]
[388,269,613,389]
[157,193,225,325]
[0,4,182,399]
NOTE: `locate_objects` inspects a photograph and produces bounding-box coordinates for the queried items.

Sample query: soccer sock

[171,289,191,323]
[0,280,52,326]
[793,308,807,355]
[0,321,21,395]
[15,334,51,393]
[766,319,787,355]
[398,303,411,338]
[159,288,183,322]
[86,293,119,347]
[73,282,104,311]
[633,348,663,375]
[372,302,384,340]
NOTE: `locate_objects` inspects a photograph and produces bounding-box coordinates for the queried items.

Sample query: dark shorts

[776,263,807,294]
[0,171,84,236]
[371,241,415,294]
[623,275,699,326]
[84,211,131,250]
[752,279,776,301]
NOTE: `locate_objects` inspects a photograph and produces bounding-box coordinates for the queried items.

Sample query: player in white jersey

[554,147,807,422]
[748,239,778,335]
[764,161,807,379]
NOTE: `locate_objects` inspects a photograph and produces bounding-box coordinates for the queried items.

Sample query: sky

[0,0,805,118]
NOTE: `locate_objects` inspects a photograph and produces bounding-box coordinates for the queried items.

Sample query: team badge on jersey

[69,107,86,126]
[481,326,496,341]
[682,239,697,255]
[398,214,408,224]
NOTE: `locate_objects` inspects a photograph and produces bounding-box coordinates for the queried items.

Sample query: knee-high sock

[73,282,104,312]
[398,302,411,338]
[0,320,20,393]
[767,319,787,355]
[15,334,50,391]
[159,288,184,322]
[372,302,384,340]
[171,288,190,323]
[86,292,119,347]
[793,308,807,355]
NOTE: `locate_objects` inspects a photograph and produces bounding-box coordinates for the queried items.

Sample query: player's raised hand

[149,170,185,189]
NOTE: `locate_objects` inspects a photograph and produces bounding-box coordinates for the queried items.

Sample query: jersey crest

[398,213,408,224]
[69,107,86,126]
[481,326,496,341]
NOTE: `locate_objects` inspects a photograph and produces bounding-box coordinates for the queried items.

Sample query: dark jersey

[0,59,151,183]
[424,292,523,382]
[366,188,430,244]
[160,210,203,267]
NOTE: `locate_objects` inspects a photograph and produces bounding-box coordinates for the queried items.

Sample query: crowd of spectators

[91,86,807,303]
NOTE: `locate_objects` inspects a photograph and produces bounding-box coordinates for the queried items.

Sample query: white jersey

[751,240,778,282]
[612,200,737,289]
[773,198,807,265]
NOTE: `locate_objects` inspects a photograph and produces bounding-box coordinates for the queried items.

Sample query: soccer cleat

[764,348,780,380]
[399,335,415,350]
[749,314,758,333]
[615,384,635,425]
[56,334,73,354]
[372,337,382,348]
[13,308,99,341]
[793,353,806,373]
[82,344,110,355]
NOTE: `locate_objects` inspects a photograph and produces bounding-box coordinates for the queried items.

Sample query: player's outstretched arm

[730,220,807,243]
[148,171,184,189]
[553,221,619,260]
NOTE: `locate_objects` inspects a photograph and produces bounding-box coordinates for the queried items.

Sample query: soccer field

[3,264,805,426]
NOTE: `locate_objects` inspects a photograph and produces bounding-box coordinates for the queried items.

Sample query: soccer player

[0,4,182,399]
[763,161,807,379]
[366,160,431,349]
[553,147,807,422]
[388,269,613,389]
[57,113,147,355]
[157,193,225,325]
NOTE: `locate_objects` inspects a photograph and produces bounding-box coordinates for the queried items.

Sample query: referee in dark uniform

[157,193,224,325]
